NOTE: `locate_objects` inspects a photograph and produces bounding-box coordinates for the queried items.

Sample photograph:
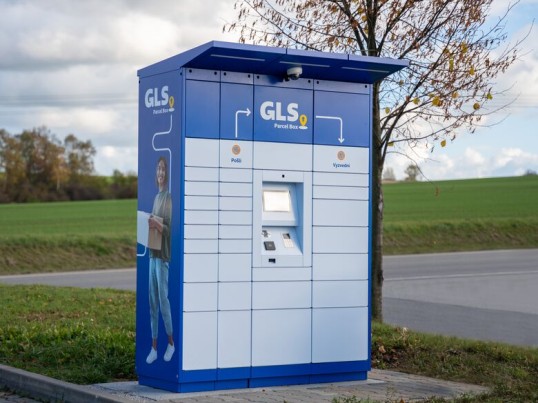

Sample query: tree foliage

[229,0,523,155]
[404,164,420,181]
[0,127,136,203]
[227,0,525,320]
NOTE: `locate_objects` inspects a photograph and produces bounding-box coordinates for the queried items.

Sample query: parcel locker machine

[136,41,407,393]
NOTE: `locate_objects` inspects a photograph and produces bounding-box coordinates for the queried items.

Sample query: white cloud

[493,147,538,171]
[385,144,538,181]
[1,0,537,180]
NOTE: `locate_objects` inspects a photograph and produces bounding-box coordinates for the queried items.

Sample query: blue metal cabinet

[137,41,407,393]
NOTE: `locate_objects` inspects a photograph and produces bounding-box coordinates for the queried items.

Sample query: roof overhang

[138,41,408,84]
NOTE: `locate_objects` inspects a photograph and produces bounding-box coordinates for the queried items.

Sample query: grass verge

[0,235,136,275]
[383,218,538,255]
[1,284,537,401]
[0,284,135,384]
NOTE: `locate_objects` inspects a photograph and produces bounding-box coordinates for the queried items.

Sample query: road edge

[0,364,130,403]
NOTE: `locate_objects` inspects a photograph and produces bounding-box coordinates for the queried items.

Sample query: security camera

[286,66,303,81]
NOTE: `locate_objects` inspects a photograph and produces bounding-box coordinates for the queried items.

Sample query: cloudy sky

[0,0,537,180]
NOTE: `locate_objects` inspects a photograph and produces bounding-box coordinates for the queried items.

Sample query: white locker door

[182,312,218,370]
[251,309,311,366]
[218,311,251,369]
[312,307,369,363]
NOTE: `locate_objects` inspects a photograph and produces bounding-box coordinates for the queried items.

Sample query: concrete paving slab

[90,369,489,402]
[1,363,489,403]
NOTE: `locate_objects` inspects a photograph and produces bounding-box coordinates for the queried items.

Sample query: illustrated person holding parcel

[146,156,174,364]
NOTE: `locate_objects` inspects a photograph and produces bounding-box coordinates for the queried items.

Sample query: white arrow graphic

[316,115,344,143]
[235,108,251,138]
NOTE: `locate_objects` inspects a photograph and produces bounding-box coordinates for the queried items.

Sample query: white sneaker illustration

[146,347,158,364]
[164,343,175,362]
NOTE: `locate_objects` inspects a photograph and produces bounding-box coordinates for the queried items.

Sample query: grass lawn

[0,284,536,401]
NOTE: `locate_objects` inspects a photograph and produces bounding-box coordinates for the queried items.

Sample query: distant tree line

[0,127,137,203]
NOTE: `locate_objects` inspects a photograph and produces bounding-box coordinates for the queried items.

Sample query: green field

[0,176,537,274]
[0,200,136,274]
[0,199,136,238]
[383,175,538,254]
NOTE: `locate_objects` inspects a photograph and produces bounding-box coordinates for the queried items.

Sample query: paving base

[90,369,489,402]
[1,364,489,403]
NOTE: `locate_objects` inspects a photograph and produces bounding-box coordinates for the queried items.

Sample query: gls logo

[145,86,169,108]
[260,101,308,129]
[260,101,299,122]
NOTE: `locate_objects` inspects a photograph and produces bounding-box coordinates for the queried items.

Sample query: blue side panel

[218,367,251,380]
[185,80,220,139]
[251,363,312,378]
[314,90,370,147]
[311,361,370,374]
[250,375,310,388]
[254,85,313,144]
[180,369,218,383]
[220,83,253,140]
[137,70,183,386]
[310,372,367,384]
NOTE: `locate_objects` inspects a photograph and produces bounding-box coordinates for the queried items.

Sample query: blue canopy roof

[138,41,407,84]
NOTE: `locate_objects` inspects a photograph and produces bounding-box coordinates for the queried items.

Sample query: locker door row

[184,68,370,146]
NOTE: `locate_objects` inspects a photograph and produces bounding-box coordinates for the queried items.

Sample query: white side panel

[313,199,368,227]
[184,254,218,282]
[252,267,311,282]
[137,211,150,247]
[218,282,251,310]
[313,280,368,308]
[220,168,253,183]
[184,225,218,239]
[185,181,219,196]
[313,185,368,201]
[219,211,252,225]
[219,225,252,239]
[218,311,251,368]
[313,172,368,187]
[253,142,313,171]
[219,254,252,282]
[185,196,219,210]
[219,197,252,211]
[219,239,252,254]
[252,309,311,366]
[182,312,217,370]
[313,145,369,174]
[252,282,311,309]
[219,183,252,197]
[184,239,218,254]
[220,140,253,169]
[185,167,219,182]
[184,210,219,225]
[313,227,368,254]
[183,283,218,312]
[185,138,219,168]
[312,307,368,363]
[313,253,368,281]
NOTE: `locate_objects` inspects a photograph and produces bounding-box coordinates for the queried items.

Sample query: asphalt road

[383,249,538,347]
[1,249,537,347]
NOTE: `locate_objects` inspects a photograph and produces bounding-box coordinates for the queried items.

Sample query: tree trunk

[371,82,384,322]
